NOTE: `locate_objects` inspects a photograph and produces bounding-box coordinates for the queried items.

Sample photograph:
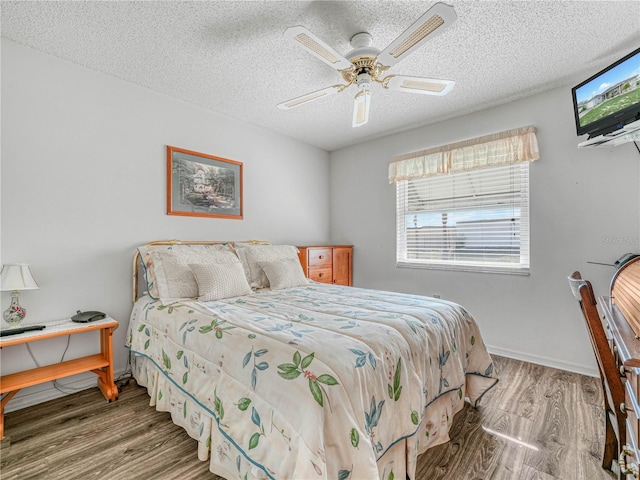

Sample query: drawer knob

[318,255,324,259]
[318,273,323,277]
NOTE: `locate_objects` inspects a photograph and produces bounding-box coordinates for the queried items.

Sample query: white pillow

[141,244,238,301]
[235,244,300,289]
[189,262,252,301]
[258,259,309,290]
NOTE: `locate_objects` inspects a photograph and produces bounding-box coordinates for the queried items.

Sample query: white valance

[388,125,539,183]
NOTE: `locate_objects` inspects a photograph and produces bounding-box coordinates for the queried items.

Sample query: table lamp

[1,264,40,327]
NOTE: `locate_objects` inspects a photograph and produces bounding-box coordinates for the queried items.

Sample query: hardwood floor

[0,355,614,480]
[416,356,614,480]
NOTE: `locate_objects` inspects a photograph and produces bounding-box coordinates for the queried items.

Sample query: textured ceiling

[2,1,639,151]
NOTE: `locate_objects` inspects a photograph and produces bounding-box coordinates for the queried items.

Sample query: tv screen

[571,46,640,138]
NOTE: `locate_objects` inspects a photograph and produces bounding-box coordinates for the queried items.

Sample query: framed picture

[167,146,243,219]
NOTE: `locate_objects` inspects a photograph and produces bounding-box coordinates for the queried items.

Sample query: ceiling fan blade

[377,3,457,68]
[384,75,455,95]
[352,90,371,127]
[277,85,344,110]
[284,26,353,71]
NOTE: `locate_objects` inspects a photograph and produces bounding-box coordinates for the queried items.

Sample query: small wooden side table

[0,317,119,439]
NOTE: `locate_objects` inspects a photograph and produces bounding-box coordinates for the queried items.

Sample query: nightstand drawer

[309,267,332,283]
[308,248,332,267]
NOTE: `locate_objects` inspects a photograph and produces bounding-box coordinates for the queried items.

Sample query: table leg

[96,326,118,401]
[0,390,19,440]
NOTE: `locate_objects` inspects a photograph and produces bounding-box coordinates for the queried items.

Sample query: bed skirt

[131,352,477,480]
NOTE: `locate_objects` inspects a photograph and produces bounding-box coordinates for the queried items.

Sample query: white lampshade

[0,264,40,291]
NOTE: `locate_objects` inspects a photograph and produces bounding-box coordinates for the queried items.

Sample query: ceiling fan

[277,2,457,128]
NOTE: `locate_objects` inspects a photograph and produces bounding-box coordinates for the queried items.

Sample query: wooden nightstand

[297,245,353,286]
[0,317,119,439]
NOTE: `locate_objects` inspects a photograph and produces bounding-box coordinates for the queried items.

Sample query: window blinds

[396,163,530,274]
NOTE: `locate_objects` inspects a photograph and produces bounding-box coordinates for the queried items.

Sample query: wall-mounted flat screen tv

[571,47,640,138]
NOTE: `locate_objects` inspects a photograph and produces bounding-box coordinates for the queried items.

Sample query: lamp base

[3,291,26,327]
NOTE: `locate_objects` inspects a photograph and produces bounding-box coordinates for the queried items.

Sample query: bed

[126,241,498,480]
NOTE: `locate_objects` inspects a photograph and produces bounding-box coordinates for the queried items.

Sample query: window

[390,126,538,275]
[396,163,530,274]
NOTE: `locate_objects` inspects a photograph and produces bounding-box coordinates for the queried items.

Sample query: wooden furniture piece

[297,245,352,286]
[611,256,640,336]
[0,317,119,439]
[569,271,627,476]
[600,257,640,479]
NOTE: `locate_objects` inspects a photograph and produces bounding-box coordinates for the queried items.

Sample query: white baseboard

[487,344,599,378]
[4,368,129,413]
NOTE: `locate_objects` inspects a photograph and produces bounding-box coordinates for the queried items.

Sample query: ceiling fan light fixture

[279,4,458,126]
[352,89,371,127]
[356,70,372,89]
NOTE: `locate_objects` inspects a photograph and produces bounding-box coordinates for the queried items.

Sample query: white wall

[329,86,640,376]
[1,40,331,409]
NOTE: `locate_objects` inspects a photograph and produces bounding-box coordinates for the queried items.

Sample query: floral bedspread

[127,283,497,480]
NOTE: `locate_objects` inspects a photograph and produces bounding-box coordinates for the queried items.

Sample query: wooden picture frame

[167,146,243,219]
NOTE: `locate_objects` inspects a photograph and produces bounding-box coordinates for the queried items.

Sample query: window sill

[396,261,530,276]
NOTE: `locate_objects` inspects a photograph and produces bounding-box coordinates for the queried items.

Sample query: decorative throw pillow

[258,258,309,290]
[139,244,237,301]
[234,244,300,289]
[189,262,252,301]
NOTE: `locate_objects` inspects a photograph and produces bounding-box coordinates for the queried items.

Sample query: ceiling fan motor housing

[346,32,380,60]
